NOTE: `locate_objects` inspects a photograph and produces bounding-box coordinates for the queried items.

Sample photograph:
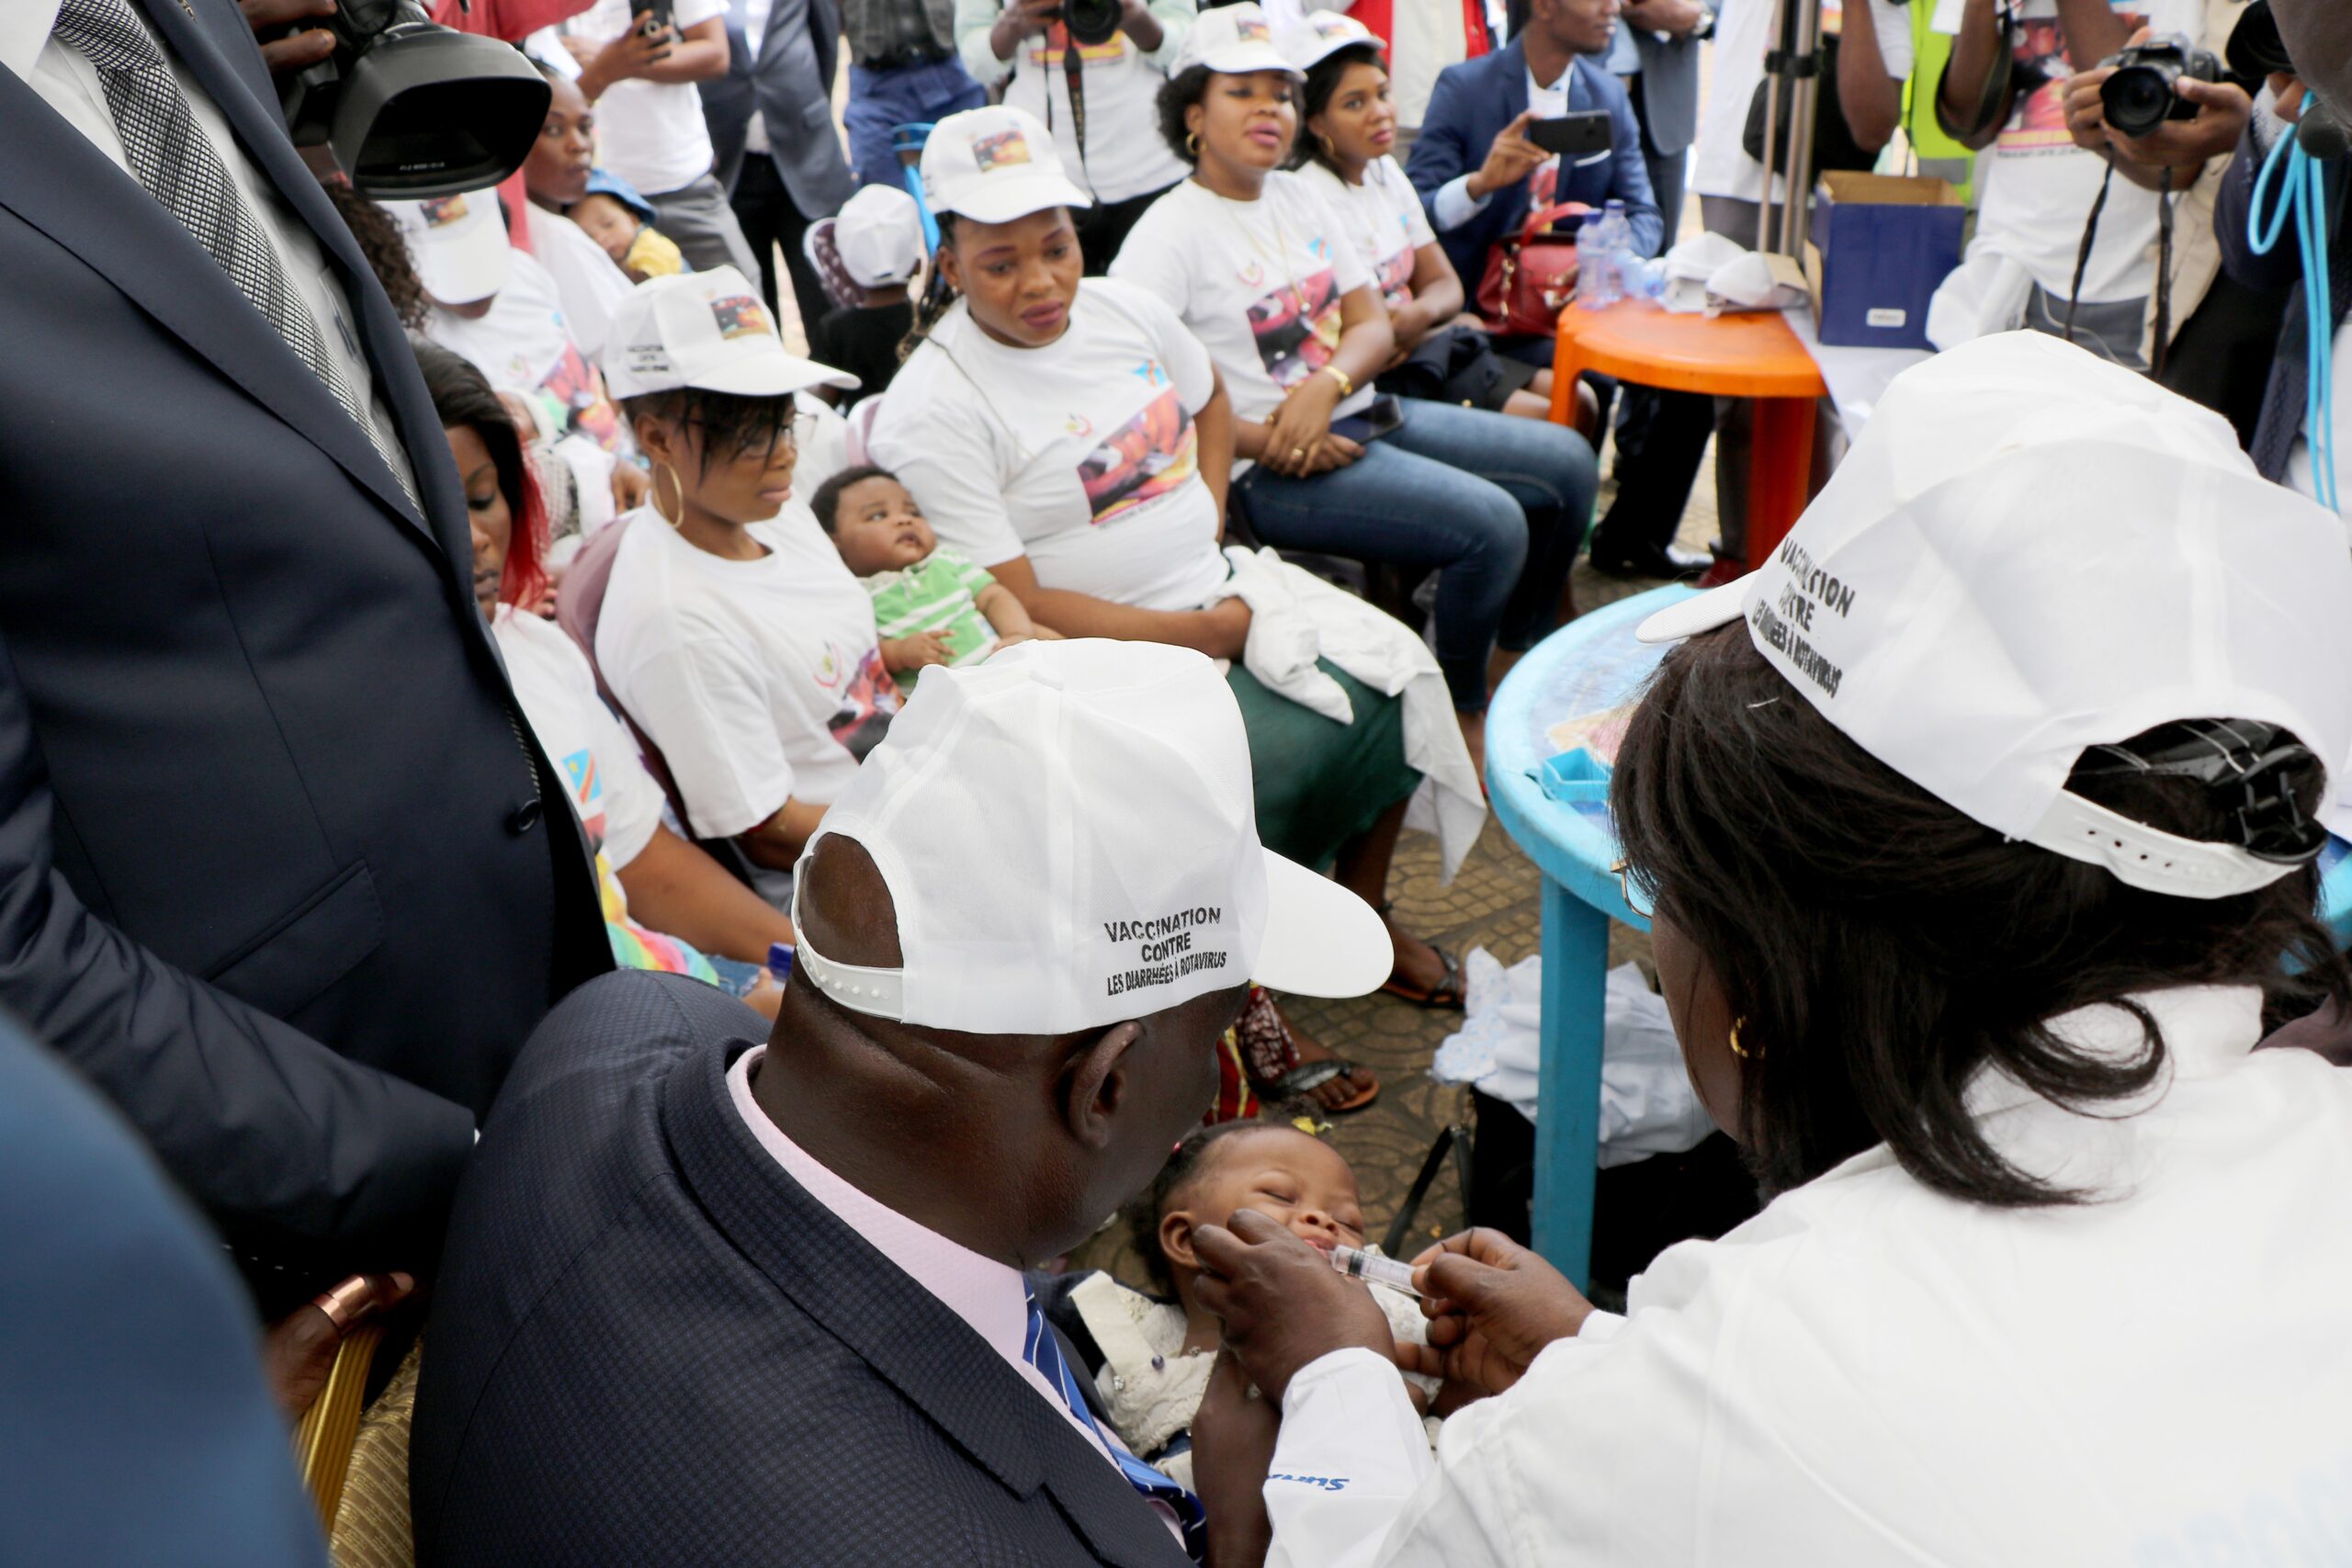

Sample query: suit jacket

[0,1021,326,1568]
[410,972,1193,1567]
[705,0,856,217]
[0,0,609,1289]
[1405,41,1662,291]
[2215,126,2350,482]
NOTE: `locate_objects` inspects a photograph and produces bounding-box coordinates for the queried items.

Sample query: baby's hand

[881,631,955,672]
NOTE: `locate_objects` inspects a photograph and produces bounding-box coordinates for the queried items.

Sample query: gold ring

[1291,446,1306,457]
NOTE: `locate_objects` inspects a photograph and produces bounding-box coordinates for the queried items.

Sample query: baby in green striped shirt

[813,465,1039,690]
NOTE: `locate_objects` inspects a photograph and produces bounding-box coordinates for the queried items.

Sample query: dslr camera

[2098,33,2223,139]
[1060,0,1125,47]
[276,0,550,198]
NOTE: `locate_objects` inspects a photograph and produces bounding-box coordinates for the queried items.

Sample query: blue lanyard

[2250,94,2337,513]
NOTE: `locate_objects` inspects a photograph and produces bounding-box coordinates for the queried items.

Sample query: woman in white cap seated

[1106,4,1600,750]
[592,267,883,889]
[869,104,1485,1079]
[1176,333,2352,1565]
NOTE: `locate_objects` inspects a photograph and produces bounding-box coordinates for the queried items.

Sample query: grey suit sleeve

[0,636,475,1279]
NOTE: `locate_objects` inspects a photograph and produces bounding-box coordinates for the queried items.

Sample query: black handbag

[1742,32,1881,175]
[1378,323,1540,412]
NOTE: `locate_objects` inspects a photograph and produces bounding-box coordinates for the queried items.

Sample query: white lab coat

[1261,987,2352,1566]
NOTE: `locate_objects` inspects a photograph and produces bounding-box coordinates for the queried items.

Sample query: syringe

[1329,1244,1421,1297]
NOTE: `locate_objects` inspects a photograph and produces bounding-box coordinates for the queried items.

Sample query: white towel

[1208,547,1487,881]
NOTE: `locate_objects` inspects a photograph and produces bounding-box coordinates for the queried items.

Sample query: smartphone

[639,0,675,38]
[1528,110,1613,159]
[1330,393,1406,446]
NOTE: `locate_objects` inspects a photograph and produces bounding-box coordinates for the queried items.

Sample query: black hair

[1155,63,1216,164]
[413,341,549,607]
[1290,42,1388,175]
[1610,626,2351,1210]
[902,210,960,359]
[326,181,427,331]
[616,388,797,480]
[808,463,896,535]
[1124,1121,1272,1296]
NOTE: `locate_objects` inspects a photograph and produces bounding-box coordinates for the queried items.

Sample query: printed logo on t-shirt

[560,748,607,851]
[1376,242,1414,312]
[534,340,625,454]
[1246,265,1341,388]
[1079,379,1201,525]
[974,128,1035,173]
[1029,21,1130,64]
[2003,11,2145,149]
[826,646,901,762]
[711,294,774,341]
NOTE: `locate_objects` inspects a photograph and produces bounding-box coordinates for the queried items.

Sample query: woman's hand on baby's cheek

[1191,1208,1394,1402]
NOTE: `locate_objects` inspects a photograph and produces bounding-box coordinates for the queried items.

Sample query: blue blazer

[1405,40,1662,289]
[411,972,1192,1567]
[0,0,610,1290]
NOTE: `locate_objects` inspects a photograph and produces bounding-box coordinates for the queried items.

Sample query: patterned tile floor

[1074,441,1724,1284]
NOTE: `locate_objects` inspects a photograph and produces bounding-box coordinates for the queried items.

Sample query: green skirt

[1227,661,1419,873]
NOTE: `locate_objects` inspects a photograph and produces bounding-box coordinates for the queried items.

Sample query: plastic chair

[842,396,885,468]
[891,122,940,251]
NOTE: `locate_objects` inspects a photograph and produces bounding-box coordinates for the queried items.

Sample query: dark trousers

[1589,70,1713,560]
[1075,182,1178,276]
[729,154,827,326]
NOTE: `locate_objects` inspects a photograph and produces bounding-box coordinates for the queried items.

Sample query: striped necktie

[1023,1292,1209,1561]
[52,0,418,508]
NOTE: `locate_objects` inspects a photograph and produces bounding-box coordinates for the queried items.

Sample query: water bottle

[1576,212,1619,310]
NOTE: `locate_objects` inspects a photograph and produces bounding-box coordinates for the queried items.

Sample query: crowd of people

[10,0,2352,1562]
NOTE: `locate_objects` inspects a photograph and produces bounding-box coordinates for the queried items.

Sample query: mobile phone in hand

[1528,110,1612,158]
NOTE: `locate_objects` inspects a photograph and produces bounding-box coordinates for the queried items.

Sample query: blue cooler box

[1807,172,1966,350]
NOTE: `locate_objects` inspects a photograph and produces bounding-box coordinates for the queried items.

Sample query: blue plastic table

[1487,585,2352,1289]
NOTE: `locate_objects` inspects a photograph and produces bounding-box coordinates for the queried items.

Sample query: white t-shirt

[492,605,663,873]
[870,279,1229,613]
[595,510,900,840]
[1110,175,1376,439]
[424,251,629,455]
[526,207,634,367]
[1929,0,2201,301]
[567,0,728,196]
[1295,156,1437,313]
[1001,20,1189,205]
[1693,0,1916,203]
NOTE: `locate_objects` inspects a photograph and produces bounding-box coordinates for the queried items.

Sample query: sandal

[1374,904,1469,1010]
[1263,1060,1377,1115]
[1238,990,1382,1114]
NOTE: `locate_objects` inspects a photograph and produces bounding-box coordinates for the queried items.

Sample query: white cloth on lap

[1207,546,1484,880]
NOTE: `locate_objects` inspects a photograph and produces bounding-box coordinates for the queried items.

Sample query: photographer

[1930,0,2220,368]
[956,0,1197,270]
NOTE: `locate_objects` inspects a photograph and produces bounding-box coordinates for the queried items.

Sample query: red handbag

[1475,200,1594,339]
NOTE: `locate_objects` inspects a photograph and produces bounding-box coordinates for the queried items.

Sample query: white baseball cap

[385,188,509,306]
[1282,9,1382,71]
[1181,3,1302,77]
[789,639,1393,1034]
[922,106,1092,225]
[603,267,858,400]
[1637,331,2352,900]
[834,184,926,288]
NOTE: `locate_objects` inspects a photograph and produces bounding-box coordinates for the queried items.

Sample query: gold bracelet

[1320,364,1353,398]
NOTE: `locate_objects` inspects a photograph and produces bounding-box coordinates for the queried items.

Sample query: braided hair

[898,211,962,363]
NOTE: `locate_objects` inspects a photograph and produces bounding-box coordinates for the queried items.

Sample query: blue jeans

[844,60,989,191]
[1236,398,1599,710]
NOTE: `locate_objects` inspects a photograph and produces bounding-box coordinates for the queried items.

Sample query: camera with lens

[1060,0,1125,47]
[276,0,551,199]
[2098,33,2223,140]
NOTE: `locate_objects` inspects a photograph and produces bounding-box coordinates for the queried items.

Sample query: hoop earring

[1727,1019,1758,1061]
[1317,130,1337,161]
[1184,130,1199,159]
[650,460,684,528]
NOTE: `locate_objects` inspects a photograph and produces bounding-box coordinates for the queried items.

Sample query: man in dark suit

[411,641,1393,1566]
[1408,0,1709,581]
[704,0,859,321]
[0,1017,328,1568]
[0,0,608,1303]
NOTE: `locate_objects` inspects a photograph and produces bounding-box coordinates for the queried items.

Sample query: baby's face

[1184,1127,1367,1259]
[831,477,936,575]
[571,193,641,265]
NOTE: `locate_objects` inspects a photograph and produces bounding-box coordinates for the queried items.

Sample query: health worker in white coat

[1181,331,2352,1567]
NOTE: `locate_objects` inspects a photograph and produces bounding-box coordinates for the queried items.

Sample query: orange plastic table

[1548,300,1827,573]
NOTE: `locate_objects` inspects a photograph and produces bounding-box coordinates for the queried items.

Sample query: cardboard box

[1804,172,1966,350]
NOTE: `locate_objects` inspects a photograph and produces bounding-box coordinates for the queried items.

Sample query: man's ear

[1159,1207,1202,1275]
[1061,1020,1145,1150]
